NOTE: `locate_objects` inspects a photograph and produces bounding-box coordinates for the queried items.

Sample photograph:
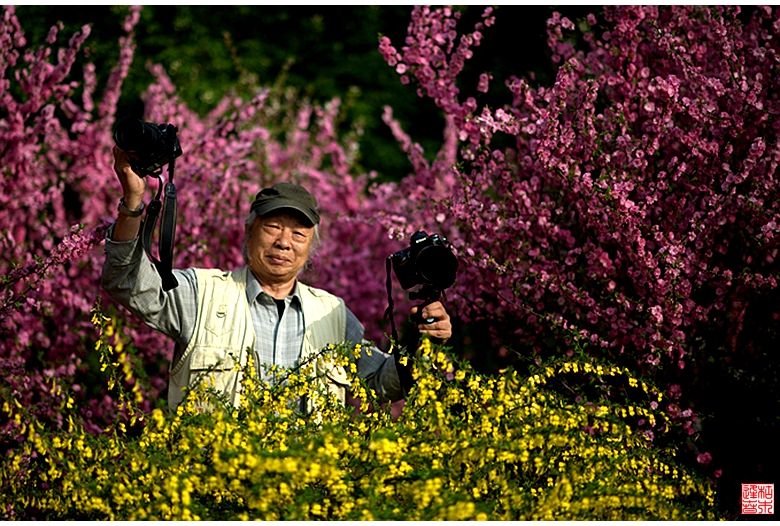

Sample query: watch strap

[118,198,145,217]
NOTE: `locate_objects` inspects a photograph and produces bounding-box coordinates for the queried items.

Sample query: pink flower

[477,73,492,94]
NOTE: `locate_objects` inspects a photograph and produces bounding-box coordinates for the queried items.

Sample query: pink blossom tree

[1,6,139,432]
[379,5,780,378]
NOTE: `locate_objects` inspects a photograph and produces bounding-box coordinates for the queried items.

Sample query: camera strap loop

[158,181,178,290]
[140,179,179,291]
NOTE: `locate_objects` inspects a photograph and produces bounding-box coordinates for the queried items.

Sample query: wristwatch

[118,198,145,217]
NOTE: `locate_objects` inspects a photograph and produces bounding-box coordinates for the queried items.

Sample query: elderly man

[102,146,452,411]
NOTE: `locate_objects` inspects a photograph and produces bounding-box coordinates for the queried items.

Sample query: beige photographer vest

[167,267,348,411]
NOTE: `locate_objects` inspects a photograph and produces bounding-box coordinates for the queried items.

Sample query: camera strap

[140,135,179,292]
[383,256,399,343]
[384,255,419,398]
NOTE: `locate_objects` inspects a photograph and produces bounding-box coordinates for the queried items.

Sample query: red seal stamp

[742,483,774,514]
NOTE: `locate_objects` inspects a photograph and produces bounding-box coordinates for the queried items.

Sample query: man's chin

[250,266,295,282]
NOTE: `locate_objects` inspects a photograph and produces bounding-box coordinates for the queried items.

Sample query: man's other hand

[411,301,452,343]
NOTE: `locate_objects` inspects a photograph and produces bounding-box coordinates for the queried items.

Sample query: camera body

[113,118,183,177]
[390,230,458,292]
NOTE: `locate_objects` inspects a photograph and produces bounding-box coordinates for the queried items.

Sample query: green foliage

[0,303,718,520]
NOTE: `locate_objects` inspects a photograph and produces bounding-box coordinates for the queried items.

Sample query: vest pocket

[189,346,238,370]
[204,303,234,339]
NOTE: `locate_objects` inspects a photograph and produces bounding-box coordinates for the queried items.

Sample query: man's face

[245,211,315,287]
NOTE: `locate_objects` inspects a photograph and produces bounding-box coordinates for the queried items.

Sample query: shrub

[0,305,717,520]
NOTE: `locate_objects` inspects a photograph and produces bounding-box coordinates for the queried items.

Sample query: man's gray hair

[242,210,322,271]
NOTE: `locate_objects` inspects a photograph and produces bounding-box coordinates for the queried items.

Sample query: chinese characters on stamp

[742,483,774,515]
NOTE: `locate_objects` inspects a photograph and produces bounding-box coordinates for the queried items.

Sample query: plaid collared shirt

[100,225,401,402]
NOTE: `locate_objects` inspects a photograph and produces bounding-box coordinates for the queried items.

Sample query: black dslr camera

[113,117,183,177]
[389,231,459,324]
[391,231,458,292]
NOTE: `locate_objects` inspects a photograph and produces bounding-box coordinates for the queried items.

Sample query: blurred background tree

[14,5,596,183]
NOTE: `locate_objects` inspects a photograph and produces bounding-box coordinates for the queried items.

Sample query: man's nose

[274,229,292,248]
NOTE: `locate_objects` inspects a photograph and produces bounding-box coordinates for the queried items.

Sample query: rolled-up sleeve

[100,224,198,348]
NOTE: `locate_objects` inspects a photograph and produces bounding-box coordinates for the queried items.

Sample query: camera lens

[417,244,458,290]
[114,118,161,153]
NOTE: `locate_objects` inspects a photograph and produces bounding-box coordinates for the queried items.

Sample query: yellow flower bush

[0,306,718,520]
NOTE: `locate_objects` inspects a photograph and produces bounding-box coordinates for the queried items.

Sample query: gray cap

[250,182,320,226]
